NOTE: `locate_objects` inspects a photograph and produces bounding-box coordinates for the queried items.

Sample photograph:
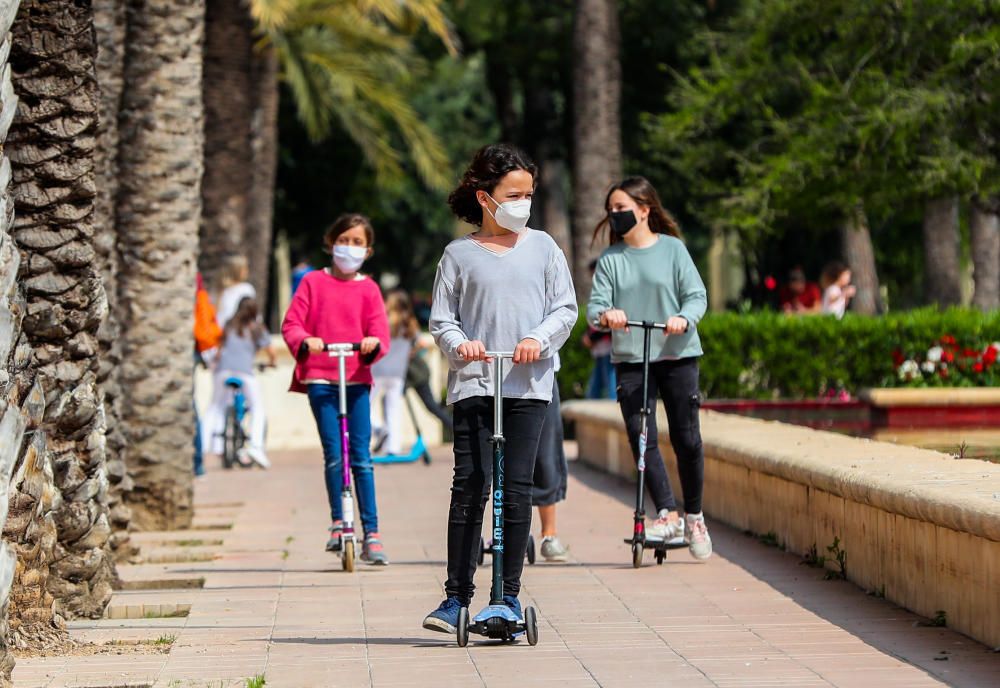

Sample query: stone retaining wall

[563,400,1000,649]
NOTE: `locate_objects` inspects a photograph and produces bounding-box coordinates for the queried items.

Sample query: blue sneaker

[502,595,523,622]
[423,597,463,634]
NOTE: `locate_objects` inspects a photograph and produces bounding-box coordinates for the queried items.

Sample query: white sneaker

[540,536,569,562]
[647,511,685,544]
[685,513,712,560]
[245,445,271,469]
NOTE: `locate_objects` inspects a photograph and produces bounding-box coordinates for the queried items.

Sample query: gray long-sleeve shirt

[430,229,578,404]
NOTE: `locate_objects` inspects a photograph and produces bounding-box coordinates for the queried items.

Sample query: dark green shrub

[558,308,1000,400]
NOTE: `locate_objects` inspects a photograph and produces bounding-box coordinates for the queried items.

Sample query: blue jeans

[193,402,205,476]
[307,384,379,534]
[586,354,617,400]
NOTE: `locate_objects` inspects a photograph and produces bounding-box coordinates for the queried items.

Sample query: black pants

[446,396,546,605]
[616,358,704,515]
[414,382,453,430]
[532,379,567,506]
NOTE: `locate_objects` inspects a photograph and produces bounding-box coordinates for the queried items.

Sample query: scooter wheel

[632,542,643,569]
[655,549,665,565]
[343,540,355,573]
[422,451,432,465]
[456,606,469,647]
[526,535,536,565]
[525,606,538,646]
[477,537,486,565]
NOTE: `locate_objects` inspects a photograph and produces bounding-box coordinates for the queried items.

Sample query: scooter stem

[486,351,514,604]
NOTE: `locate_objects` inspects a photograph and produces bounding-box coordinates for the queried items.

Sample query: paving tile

[12,445,1000,687]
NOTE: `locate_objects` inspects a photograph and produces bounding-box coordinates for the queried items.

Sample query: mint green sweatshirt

[586,235,707,364]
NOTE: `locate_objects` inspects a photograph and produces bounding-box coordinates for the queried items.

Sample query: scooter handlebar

[323,342,363,353]
[590,318,672,330]
[484,351,515,359]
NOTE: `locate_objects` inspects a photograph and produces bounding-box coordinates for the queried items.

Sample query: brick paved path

[14,446,999,687]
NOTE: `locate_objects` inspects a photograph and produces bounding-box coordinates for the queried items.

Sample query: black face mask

[609,210,638,237]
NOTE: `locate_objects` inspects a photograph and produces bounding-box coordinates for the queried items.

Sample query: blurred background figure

[583,259,616,399]
[216,254,256,329]
[371,290,419,456]
[821,261,857,319]
[291,254,314,295]
[780,268,822,315]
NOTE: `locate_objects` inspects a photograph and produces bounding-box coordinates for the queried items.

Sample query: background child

[281,213,391,565]
[216,254,256,329]
[821,261,856,319]
[202,297,276,468]
[371,290,419,456]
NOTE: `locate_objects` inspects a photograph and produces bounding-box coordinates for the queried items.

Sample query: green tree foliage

[276,52,499,289]
[251,0,456,188]
[644,0,999,301]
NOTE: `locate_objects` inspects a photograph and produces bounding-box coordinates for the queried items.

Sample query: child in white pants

[203,297,276,467]
[371,290,418,456]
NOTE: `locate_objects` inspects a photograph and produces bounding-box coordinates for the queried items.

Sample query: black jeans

[616,358,704,515]
[414,382,453,430]
[446,396,546,605]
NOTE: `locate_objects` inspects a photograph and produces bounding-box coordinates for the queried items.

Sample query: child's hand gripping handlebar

[297,340,382,365]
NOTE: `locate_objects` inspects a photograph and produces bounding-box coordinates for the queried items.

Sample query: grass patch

[246,675,266,688]
[281,550,289,560]
[756,531,785,550]
[143,608,190,619]
[154,634,177,645]
[824,537,848,580]
[285,536,295,544]
[801,544,825,569]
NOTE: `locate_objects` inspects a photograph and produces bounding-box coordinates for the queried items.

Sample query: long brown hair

[385,289,419,339]
[224,297,265,342]
[591,176,682,247]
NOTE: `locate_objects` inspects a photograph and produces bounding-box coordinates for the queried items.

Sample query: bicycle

[220,363,274,469]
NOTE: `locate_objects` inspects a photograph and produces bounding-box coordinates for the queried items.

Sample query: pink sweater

[281,270,390,392]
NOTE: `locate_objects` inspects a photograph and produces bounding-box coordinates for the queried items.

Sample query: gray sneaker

[539,536,569,562]
[685,513,713,561]
[647,513,685,544]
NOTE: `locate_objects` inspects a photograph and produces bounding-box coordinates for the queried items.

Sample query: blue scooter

[455,351,539,647]
[372,385,431,465]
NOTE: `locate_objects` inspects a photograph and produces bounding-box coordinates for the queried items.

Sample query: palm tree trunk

[94,0,133,562]
[246,48,279,309]
[116,0,204,531]
[922,196,963,307]
[8,0,115,627]
[970,199,999,311]
[0,2,24,679]
[572,0,622,302]
[200,0,254,292]
[839,205,882,315]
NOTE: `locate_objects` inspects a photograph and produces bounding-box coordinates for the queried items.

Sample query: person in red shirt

[779,268,822,314]
[282,212,391,565]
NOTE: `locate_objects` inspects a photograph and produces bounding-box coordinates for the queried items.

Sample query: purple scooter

[319,341,379,573]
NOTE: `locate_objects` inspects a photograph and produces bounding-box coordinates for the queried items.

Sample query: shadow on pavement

[568,456,999,688]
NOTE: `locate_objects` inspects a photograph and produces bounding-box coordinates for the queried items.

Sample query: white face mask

[485,193,531,233]
[333,245,367,274]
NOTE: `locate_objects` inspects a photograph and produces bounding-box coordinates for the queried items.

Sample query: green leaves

[645,0,1000,243]
[251,0,455,190]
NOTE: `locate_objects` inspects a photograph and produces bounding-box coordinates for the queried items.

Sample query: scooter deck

[623,536,688,550]
[470,605,525,641]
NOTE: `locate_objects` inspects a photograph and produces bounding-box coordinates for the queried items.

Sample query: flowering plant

[892,335,1000,387]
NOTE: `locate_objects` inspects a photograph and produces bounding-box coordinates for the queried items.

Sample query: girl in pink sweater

[282,213,391,565]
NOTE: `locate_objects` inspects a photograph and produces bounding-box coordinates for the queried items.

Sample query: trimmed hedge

[558,308,1000,401]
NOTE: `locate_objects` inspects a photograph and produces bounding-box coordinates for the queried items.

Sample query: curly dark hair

[447,144,538,226]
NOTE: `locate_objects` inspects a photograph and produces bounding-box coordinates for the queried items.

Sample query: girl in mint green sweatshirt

[586,176,712,562]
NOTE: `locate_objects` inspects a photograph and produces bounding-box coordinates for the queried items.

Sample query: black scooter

[620,320,688,568]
